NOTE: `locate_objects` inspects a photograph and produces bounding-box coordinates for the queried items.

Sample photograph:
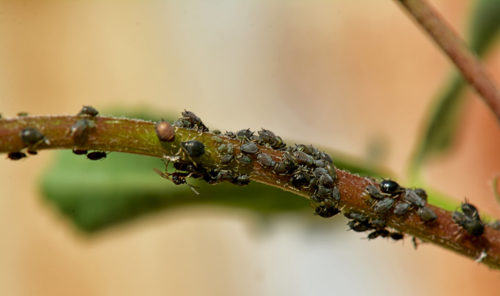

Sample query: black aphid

[87,151,107,160]
[257,153,275,168]
[315,204,340,218]
[344,212,369,223]
[374,198,395,214]
[393,202,411,216]
[293,151,314,166]
[232,174,250,186]
[181,140,205,157]
[370,218,387,229]
[404,189,426,208]
[236,129,254,140]
[181,110,209,132]
[367,229,390,240]
[417,207,437,222]
[347,220,372,232]
[72,148,88,155]
[216,170,234,182]
[366,185,385,200]
[390,232,404,241]
[8,151,27,160]
[70,119,93,146]
[240,142,259,154]
[77,106,99,117]
[20,127,46,147]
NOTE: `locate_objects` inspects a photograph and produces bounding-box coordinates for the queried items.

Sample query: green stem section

[2,115,500,269]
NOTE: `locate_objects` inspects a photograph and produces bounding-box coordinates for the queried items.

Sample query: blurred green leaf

[469,0,500,56]
[410,0,500,174]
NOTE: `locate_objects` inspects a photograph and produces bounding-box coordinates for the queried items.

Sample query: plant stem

[395,0,500,122]
[2,114,500,269]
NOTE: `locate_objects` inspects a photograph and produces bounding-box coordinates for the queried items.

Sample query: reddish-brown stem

[395,0,500,122]
[1,115,500,268]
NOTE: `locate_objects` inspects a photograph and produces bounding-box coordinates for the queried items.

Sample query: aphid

[8,151,27,160]
[452,207,484,236]
[27,150,37,155]
[211,136,222,143]
[380,180,403,196]
[293,151,314,166]
[366,185,385,200]
[181,110,209,132]
[20,127,46,147]
[318,152,333,164]
[417,206,437,222]
[256,128,285,149]
[181,140,205,157]
[347,220,372,232]
[240,142,259,154]
[212,129,221,135]
[318,174,334,188]
[367,229,390,240]
[390,232,404,241]
[393,202,411,216]
[220,154,234,164]
[155,120,175,142]
[224,131,236,139]
[77,105,99,117]
[465,220,485,236]
[237,154,252,165]
[290,171,311,188]
[413,188,428,201]
[236,129,254,140]
[257,153,275,168]
[313,185,332,202]
[373,198,394,214]
[232,174,250,186]
[313,167,329,178]
[273,161,288,174]
[315,204,340,218]
[461,201,480,220]
[331,187,341,203]
[70,119,93,146]
[313,159,327,168]
[216,170,234,182]
[72,148,88,155]
[404,189,426,208]
[87,151,107,160]
[344,212,369,223]
[370,218,386,229]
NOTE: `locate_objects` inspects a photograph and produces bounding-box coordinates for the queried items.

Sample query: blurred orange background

[1,0,500,295]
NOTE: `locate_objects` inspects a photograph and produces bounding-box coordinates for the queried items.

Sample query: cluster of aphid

[6,106,107,161]
[69,106,107,160]
[452,201,485,237]
[344,211,404,241]
[344,180,437,242]
[7,126,50,160]
[156,111,341,215]
[366,180,437,223]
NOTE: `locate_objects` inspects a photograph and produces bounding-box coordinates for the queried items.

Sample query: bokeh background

[1,0,500,295]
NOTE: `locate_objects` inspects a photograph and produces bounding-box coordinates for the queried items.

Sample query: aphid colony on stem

[345,179,438,242]
[156,110,342,218]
